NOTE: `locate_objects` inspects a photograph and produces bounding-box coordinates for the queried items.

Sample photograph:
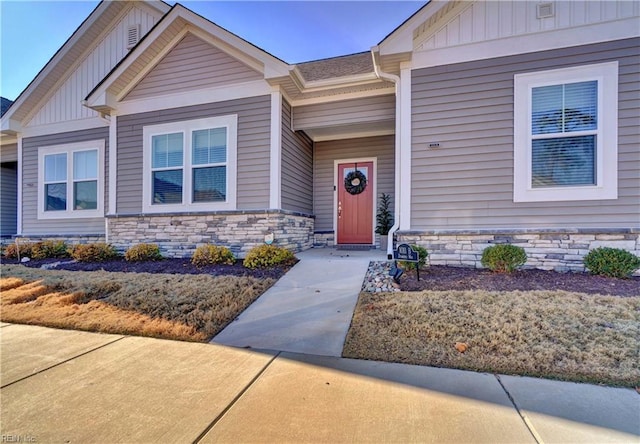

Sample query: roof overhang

[1,0,170,130]
[85,4,291,112]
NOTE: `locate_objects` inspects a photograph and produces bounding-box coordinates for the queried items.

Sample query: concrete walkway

[1,323,638,443]
[212,248,386,356]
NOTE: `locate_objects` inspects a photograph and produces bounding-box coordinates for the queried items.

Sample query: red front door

[337,161,373,244]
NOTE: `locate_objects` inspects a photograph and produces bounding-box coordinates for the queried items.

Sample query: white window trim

[37,140,105,220]
[142,115,237,213]
[513,61,618,202]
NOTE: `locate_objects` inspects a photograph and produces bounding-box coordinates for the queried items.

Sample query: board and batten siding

[411,37,640,230]
[125,33,262,100]
[293,95,395,130]
[314,136,395,232]
[27,6,161,127]
[281,100,313,214]
[116,96,271,214]
[21,127,109,235]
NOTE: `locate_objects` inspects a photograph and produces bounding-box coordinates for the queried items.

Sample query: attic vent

[536,2,555,19]
[126,24,140,49]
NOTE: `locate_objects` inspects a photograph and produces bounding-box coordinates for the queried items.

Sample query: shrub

[70,243,119,262]
[31,240,70,260]
[583,247,640,279]
[191,244,235,266]
[481,244,527,273]
[3,242,34,259]
[398,244,429,271]
[243,244,296,269]
[125,243,163,262]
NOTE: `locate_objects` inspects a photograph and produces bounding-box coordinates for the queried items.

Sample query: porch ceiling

[300,121,395,142]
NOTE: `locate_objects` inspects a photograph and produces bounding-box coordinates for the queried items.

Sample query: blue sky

[0,1,424,101]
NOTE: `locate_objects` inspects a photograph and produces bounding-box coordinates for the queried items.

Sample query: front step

[335,244,376,251]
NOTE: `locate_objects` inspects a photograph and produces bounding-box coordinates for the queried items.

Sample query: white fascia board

[175,5,290,77]
[114,80,271,116]
[291,68,380,91]
[378,1,448,56]
[289,86,395,107]
[412,17,640,70]
[21,117,108,138]
[0,118,23,134]
[85,90,118,111]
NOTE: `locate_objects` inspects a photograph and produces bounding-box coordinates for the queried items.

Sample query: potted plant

[375,193,394,251]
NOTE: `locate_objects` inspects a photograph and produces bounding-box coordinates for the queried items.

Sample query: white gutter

[371,47,401,260]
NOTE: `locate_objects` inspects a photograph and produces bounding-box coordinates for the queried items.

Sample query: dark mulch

[1,257,292,280]
[399,266,639,297]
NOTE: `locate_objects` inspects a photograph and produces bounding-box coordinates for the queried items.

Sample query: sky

[0,0,424,101]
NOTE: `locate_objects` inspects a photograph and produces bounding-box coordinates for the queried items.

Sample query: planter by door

[337,161,374,244]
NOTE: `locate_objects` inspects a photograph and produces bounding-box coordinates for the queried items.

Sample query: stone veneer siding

[397,229,640,274]
[1,235,105,248]
[107,210,314,258]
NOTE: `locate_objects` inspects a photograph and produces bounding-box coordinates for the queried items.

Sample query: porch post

[399,64,412,231]
[16,135,22,235]
[108,114,117,215]
[269,89,282,209]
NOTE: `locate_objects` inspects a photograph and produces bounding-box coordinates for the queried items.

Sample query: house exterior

[1,0,638,272]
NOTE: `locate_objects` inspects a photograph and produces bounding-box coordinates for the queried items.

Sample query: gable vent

[126,24,140,49]
[536,2,555,19]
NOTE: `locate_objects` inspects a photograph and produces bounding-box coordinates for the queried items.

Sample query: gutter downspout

[371,47,401,260]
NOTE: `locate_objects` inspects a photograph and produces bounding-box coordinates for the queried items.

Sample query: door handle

[338,201,342,218]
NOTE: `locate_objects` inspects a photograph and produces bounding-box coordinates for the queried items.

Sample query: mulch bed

[399,266,639,297]
[1,258,292,280]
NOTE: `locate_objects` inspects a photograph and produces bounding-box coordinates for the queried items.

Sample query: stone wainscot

[106,210,314,258]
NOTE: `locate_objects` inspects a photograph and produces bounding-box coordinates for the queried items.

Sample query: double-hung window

[513,62,618,202]
[142,115,237,213]
[38,140,104,219]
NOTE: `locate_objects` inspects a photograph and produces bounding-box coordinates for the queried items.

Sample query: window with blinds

[513,62,618,203]
[531,81,597,188]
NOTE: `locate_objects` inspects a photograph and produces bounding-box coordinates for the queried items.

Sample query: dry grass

[0,265,274,341]
[343,290,640,387]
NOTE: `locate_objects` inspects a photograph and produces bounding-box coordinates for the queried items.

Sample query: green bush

[70,243,119,262]
[31,240,70,260]
[191,244,235,266]
[125,243,163,262]
[398,244,429,271]
[3,242,34,259]
[481,244,527,273]
[243,244,296,269]
[583,247,640,279]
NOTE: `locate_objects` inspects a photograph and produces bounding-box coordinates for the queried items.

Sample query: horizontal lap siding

[22,127,109,235]
[281,100,313,213]
[411,37,640,230]
[1,164,17,236]
[314,136,395,232]
[294,95,395,130]
[116,96,271,213]
[126,33,262,100]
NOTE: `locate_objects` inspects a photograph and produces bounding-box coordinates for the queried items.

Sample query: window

[513,62,618,202]
[38,140,104,219]
[142,115,237,213]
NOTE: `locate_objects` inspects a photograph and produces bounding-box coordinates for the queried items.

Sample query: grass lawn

[343,289,640,387]
[1,265,274,341]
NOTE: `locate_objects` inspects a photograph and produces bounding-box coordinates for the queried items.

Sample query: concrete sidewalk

[1,323,638,443]
[212,248,386,356]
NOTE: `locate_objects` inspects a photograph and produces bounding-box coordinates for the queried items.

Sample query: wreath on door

[344,168,367,195]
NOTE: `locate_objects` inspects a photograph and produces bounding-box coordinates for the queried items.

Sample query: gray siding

[1,163,17,236]
[126,33,262,100]
[21,127,109,235]
[281,100,313,214]
[1,143,17,162]
[293,95,395,130]
[411,37,640,230]
[314,136,395,232]
[117,95,271,213]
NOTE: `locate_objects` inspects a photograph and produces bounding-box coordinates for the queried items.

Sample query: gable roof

[0,0,170,134]
[0,98,13,117]
[85,3,291,112]
[296,52,374,82]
